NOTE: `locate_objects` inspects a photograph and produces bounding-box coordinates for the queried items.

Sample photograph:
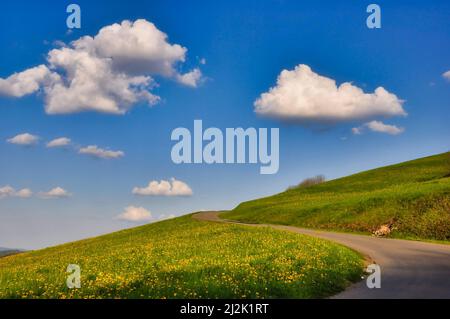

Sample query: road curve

[193,211,450,299]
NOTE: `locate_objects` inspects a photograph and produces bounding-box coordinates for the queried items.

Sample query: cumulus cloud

[0,186,15,198]
[116,206,153,222]
[0,65,60,97]
[254,64,406,123]
[15,188,33,198]
[0,19,202,114]
[442,70,450,81]
[176,68,202,87]
[39,187,71,199]
[79,145,124,159]
[132,178,193,196]
[46,137,71,148]
[352,120,404,135]
[7,133,39,145]
[44,46,160,114]
[0,186,33,198]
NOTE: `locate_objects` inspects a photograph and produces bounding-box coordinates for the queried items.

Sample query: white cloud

[0,19,203,114]
[44,46,160,114]
[176,68,202,87]
[254,64,406,123]
[7,133,39,145]
[352,120,404,135]
[116,206,153,222]
[79,145,124,159]
[0,186,33,198]
[442,70,450,81]
[77,19,187,76]
[0,65,60,97]
[39,187,71,199]
[132,178,193,196]
[366,120,404,135]
[0,186,16,198]
[14,188,33,198]
[352,127,362,135]
[46,137,71,148]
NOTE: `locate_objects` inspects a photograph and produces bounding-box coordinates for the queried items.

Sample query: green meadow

[223,152,450,241]
[0,215,363,299]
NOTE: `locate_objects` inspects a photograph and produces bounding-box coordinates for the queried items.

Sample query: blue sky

[0,0,449,249]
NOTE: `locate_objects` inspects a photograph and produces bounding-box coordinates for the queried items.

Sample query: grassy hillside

[223,152,450,241]
[0,250,21,258]
[0,215,363,299]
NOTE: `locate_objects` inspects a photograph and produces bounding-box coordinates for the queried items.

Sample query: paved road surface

[193,211,450,299]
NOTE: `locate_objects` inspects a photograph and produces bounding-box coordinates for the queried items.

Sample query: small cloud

[442,70,450,81]
[52,40,67,48]
[39,187,71,199]
[199,58,206,65]
[79,145,124,159]
[176,68,203,87]
[46,137,71,148]
[0,186,15,198]
[15,188,33,198]
[132,178,193,196]
[116,206,153,222]
[7,133,39,145]
[352,120,404,135]
[351,127,362,135]
[0,186,33,199]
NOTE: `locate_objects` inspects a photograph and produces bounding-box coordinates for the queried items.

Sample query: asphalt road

[193,211,450,299]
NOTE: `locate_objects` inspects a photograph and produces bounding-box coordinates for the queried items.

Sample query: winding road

[193,211,450,299]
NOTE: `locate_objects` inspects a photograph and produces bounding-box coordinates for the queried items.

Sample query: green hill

[223,152,450,241]
[0,215,362,299]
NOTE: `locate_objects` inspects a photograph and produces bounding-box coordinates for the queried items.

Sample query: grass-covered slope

[0,215,362,299]
[223,152,450,241]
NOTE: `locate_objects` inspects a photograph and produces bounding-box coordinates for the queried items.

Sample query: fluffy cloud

[79,145,124,159]
[352,120,404,135]
[15,188,33,198]
[46,137,71,148]
[0,19,202,114]
[116,206,153,222]
[254,64,406,123]
[77,19,186,77]
[132,178,193,196]
[0,186,32,198]
[7,133,39,145]
[176,68,202,87]
[0,65,59,97]
[44,46,160,114]
[39,187,71,199]
[442,70,450,81]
